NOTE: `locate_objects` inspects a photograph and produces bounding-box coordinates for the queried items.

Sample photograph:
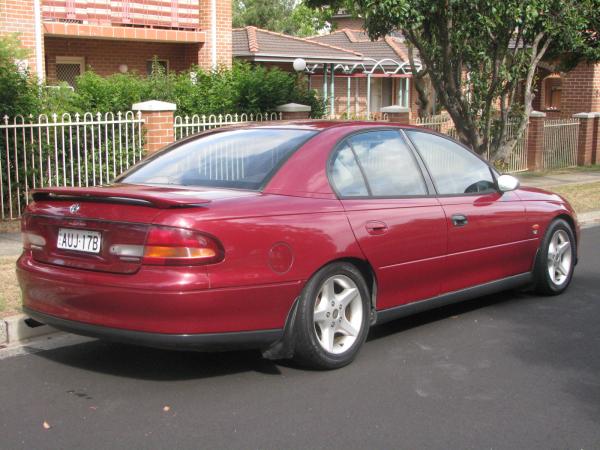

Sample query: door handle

[452,214,468,227]
[365,220,388,235]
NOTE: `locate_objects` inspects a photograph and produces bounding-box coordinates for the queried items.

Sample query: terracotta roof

[309,29,410,66]
[232,27,364,64]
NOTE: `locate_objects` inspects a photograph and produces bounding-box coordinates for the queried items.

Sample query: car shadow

[366,289,526,342]
[31,339,284,380]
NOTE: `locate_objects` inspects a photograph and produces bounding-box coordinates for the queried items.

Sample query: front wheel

[293,262,371,370]
[534,218,576,296]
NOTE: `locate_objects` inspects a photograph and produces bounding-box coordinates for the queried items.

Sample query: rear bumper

[24,307,283,351]
[17,253,302,337]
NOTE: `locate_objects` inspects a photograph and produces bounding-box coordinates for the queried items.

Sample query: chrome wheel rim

[547,229,572,286]
[313,275,363,355]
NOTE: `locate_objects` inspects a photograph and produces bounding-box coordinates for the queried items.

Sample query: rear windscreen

[120,128,317,190]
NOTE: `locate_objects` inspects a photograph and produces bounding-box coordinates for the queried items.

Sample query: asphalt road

[1,226,599,450]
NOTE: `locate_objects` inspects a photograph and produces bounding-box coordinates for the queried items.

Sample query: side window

[330,143,369,197]
[347,130,427,196]
[406,131,495,195]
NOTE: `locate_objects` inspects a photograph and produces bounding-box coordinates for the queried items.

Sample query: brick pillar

[197,0,232,70]
[526,111,547,171]
[381,105,410,123]
[132,100,176,155]
[593,113,600,165]
[573,112,597,166]
[276,103,311,120]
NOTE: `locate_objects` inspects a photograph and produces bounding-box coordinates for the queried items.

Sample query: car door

[405,130,534,293]
[329,129,447,310]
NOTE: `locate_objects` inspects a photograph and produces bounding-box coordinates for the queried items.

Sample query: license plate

[57,228,102,254]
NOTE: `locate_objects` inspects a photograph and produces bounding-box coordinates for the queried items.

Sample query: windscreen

[120,128,317,190]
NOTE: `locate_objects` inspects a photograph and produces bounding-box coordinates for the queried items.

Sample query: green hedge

[32,62,325,118]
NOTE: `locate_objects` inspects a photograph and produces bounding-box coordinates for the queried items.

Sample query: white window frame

[56,56,85,74]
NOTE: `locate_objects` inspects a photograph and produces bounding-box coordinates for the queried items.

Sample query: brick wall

[44,37,192,83]
[561,61,600,116]
[0,0,44,77]
[197,0,232,70]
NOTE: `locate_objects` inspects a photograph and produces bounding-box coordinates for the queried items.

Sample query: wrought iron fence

[174,112,283,140]
[543,118,580,170]
[0,111,144,220]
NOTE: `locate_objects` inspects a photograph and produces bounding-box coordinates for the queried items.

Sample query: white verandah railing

[174,112,283,140]
[1,112,144,220]
[543,118,580,170]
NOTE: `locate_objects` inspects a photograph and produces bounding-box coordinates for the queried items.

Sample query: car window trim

[327,127,434,200]
[403,128,499,197]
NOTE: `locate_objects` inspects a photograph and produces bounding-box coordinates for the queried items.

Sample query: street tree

[233,0,331,37]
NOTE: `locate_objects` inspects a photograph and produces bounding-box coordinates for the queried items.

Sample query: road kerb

[0,319,7,346]
[3,314,58,345]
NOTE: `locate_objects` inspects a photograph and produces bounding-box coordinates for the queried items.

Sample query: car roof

[241,120,421,131]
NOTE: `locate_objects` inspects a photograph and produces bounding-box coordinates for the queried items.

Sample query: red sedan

[17,122,579,369]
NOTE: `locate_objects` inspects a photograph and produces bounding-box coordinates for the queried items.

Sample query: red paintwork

[17,122,579,337]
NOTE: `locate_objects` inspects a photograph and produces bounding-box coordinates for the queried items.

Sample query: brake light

[142,226,224,266]
[21,214,46,250]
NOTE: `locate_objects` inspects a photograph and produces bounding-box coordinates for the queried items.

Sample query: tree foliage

[233,0,330,36]
[309,0,600,161]
[0,34,41,117]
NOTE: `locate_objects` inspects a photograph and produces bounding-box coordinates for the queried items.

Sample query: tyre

[293,262,371,370]
[533,218,576,296]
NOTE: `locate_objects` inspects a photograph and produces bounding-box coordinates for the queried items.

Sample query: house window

[396,78,410,108]
[55,56,85,87]
[543,75,562,110]
[146,59,169,76]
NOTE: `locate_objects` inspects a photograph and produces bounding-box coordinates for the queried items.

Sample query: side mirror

[497,174,520,192]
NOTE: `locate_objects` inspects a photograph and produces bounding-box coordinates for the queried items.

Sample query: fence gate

[543,119,579,170]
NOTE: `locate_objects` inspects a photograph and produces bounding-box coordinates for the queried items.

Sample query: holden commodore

[17,122,578,369]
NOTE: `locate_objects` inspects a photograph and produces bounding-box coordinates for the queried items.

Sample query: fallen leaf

[163,406,171,412]
[42,421,51,430]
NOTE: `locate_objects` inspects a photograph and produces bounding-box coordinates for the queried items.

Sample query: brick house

[0,0,232,86]
[233,25,418,119]
[237,13,600,120]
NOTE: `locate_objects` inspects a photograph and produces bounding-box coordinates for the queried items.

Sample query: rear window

[120,128,317,190]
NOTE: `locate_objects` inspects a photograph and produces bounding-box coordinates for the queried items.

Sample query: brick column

[526,111,547,171]
[593,113,600,165]
[276,103,311,120]
[197,0,232,70]
[381,105,410,124]
[132,100,176,155]
[573,112,597,166]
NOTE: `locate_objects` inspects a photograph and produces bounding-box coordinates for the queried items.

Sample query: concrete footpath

[1,171,600,349]
[517,170,600,189]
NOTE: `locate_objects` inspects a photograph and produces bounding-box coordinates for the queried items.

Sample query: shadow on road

[32,340,283,380]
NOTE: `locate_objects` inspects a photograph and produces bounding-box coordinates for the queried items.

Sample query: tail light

[21,214,46,250]
[141,226,224,266]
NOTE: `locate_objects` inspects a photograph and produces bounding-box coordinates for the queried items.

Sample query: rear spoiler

[31,186,212,209]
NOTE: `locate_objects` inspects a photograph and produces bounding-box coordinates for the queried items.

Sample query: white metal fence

[543,118,580,170]
[1,112,144,219]
[174,112,282,140]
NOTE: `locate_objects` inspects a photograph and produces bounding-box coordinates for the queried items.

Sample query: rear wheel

[293,262,370,370]
[534,218,576,296]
